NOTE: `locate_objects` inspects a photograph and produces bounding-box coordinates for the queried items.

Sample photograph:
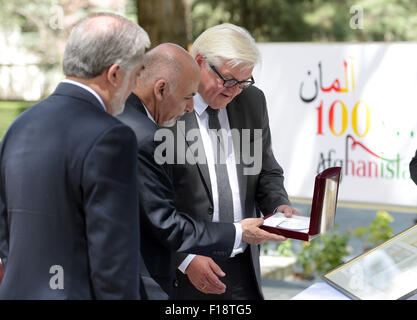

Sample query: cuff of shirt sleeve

[229,222,244,257]
[178,223,243,271]
[233,223,242,250]
[178,254,196,274]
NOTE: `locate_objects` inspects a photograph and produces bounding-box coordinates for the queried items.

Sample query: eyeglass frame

[209,64,255,89]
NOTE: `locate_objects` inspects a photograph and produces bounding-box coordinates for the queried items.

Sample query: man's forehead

[218,63,253,80]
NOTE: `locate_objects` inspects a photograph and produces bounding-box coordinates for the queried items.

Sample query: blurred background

[2,0,417,112]
[1,0,417,298]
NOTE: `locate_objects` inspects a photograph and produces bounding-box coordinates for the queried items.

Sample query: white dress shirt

[142,102,157,124]
[178,93,245,273]
[136,99,243,272]
[61,79,107,112]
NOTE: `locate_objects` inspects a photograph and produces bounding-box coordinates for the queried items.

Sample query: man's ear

[106,64,122,87]
[154,79,168,101]
[195,53,205,68]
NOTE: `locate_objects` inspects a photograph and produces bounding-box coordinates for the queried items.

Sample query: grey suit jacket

[171,86,291,297]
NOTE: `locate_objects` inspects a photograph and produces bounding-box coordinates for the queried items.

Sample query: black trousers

[174,248,262,300]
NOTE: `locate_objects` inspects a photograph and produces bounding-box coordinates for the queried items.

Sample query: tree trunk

[136,0,191,49]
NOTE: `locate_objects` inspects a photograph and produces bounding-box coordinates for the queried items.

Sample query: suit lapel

[180,112,213,204]
[227,102,248,214]
[126,93,147,116]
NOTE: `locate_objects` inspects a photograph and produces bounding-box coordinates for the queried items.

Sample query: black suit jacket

[171,86,291,298]
[117,94,236,300]
[0,83,140,299]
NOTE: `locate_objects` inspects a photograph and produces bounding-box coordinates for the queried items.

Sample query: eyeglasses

[209,64,255,89]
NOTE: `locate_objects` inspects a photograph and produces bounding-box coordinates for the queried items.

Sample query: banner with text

[253,43,417,207]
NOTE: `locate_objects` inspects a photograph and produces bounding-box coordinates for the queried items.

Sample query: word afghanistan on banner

[254,43,417,206]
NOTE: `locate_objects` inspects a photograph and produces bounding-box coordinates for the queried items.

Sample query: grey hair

[190,23,260,71]
[63,12,150,79]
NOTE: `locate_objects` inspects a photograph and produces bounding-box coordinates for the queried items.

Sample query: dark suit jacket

[117,94,236,300]
[0,83,140,299]
[171,86,291,298]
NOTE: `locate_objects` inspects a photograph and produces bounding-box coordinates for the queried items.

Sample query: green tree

[296,228,350,278]
[0,0,128,99]
[191,0,313,41]
[190,0,417,42]
[351,210,394,249]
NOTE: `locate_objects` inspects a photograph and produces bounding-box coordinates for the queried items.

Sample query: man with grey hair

[0,13,149,299]
[171,23,299,300]
[117,43,286,299]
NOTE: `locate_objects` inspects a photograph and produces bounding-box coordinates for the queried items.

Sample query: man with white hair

[0,13,149,299]
[171,23,299,300]
[117,43,286,299]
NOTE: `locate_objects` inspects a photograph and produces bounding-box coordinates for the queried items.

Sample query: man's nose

[228,84,242,96]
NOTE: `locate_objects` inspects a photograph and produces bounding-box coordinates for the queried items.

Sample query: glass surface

[324,225,417,300]
[319,177,338,233]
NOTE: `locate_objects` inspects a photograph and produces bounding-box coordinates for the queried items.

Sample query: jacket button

[208,207,214,215]
[173,279,179,287]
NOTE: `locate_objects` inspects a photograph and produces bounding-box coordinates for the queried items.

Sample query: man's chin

[108,103,124,116]
[211,104,228,110]
[161,118,177,127]
[112,106,124,116]
[212,98,231,109]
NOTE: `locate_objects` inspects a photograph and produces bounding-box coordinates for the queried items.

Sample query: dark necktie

[206,106,234,223]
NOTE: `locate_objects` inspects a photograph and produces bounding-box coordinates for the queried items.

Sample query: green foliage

[351,210,394,248]
[296,227,350,278]
[275,239,294,257]
[296,241,317,278]
[191,0,313,42]
[0,101,33,139]
[294,211,395,279]
[191,0,417,42]
[0,0,128,67]
[262,239,294,257]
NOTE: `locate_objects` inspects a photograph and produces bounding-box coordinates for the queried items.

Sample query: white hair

[63,12,150,79]
[190,23,260,70]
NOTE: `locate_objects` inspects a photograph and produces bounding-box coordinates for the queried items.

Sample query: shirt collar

[193,93,229,117]
[142,102,157,124]
[193,93,210,116]
[61,79,107,112]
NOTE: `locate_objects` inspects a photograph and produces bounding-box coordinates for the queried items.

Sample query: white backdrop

[253,43,417,207]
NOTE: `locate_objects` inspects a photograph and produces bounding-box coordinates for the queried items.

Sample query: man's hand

[276,205,301,218]
[185,256,226,294]
[240,218,287,245]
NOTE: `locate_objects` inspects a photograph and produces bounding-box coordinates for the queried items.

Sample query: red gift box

[261,167,341,241]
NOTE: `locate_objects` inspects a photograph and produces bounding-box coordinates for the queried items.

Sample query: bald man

[117,43,285,299]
